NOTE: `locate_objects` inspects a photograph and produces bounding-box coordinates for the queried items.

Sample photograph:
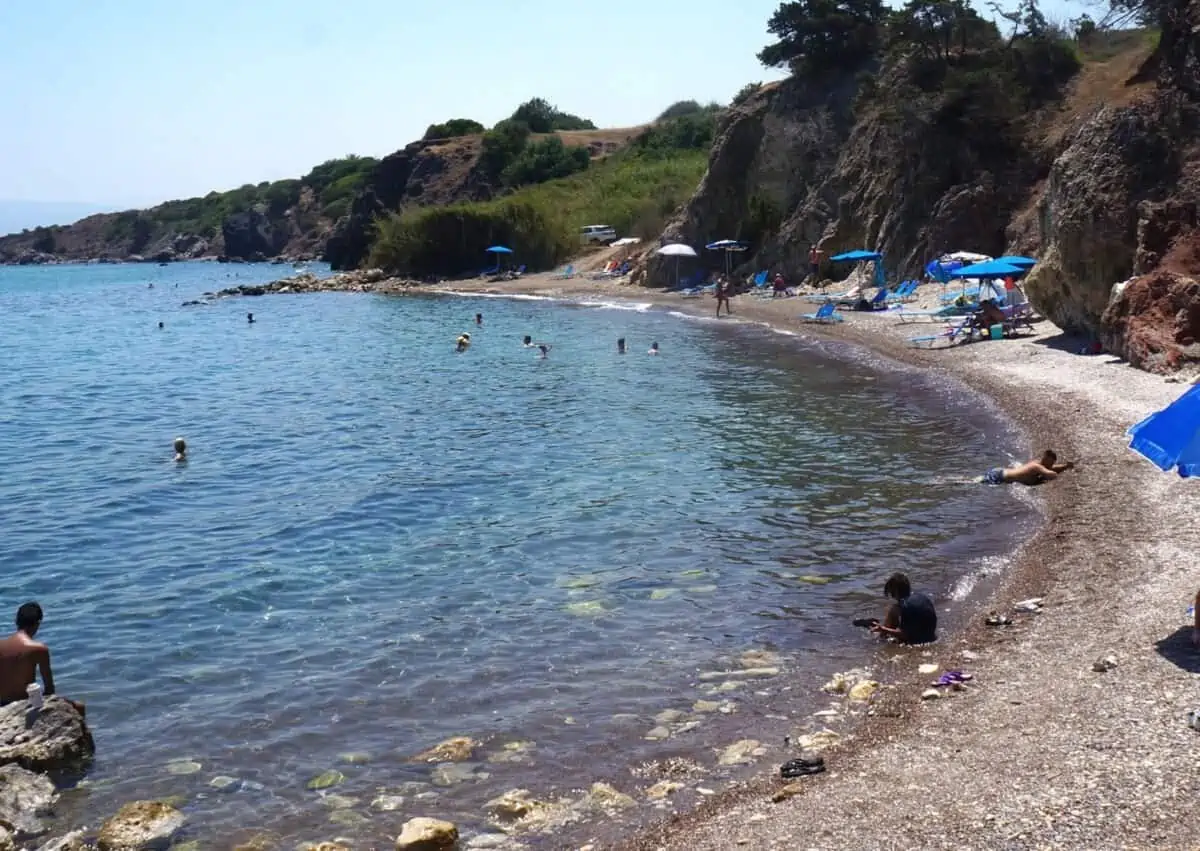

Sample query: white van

[580,225,617,245]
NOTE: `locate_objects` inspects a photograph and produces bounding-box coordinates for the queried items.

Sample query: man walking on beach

[716,278,733,317]
[982,450,1074,486]
[0,602,85,715]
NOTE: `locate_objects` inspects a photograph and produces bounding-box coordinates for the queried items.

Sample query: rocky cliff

[652,13,1200,372]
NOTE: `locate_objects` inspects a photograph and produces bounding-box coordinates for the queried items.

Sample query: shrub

[501,137,591,188]
[510,98,596,132]
[301,156,378,196]
[479,119,532,179]
[424,118,486,139]
[657,100,706,120]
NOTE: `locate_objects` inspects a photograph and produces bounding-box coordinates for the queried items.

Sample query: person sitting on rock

[981,450,1074,486]
[871,573,937,645]
[0,602,85,716]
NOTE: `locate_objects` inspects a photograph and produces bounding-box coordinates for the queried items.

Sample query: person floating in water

[981,450,1074,486]
[871,572,937,645]
[247,312,255,324]
[537,344,552,359]
[158,321,164,329]
[523,335,534,347]
[617,337,626,354]
[173,437,187,462]
[0,603,85,716]
[456,333,471,352]
[475,313,483,326]
[648,342,660,355]
[148,282,154,289]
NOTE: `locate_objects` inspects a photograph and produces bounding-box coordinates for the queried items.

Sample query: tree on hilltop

[424,118,486,140]
[758,0,887,74]
[885,0,997,61]
[510,98,597,133]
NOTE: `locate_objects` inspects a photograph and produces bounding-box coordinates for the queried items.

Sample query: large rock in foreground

[0,764,58,838]
[395,817,457,851]
[0,698,94,773]
[97,801,185,851]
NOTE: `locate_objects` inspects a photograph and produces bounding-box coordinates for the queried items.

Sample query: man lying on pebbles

[981,449,1075,486]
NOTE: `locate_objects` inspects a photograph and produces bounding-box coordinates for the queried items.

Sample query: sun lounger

[800,301,844,323]
[885,281,918,303]
[805,288,857,303]
[1002,303,1037,334]
[552,264,575,279]
[838,288,889,310]
[907,316,977,347]
[894,303,971,323]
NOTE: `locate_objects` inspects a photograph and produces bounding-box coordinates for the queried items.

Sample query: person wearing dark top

[872,572,937,644]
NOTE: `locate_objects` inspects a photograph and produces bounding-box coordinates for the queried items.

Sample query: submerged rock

[33,830,89,851]
[412,736,479,763]
[164,760,201,776]
[97,801,186,851]
[305,770,345,791]
[371,794,406,812]
[0,698,94,772]
[645,780,683,800]
[430,763,487,787]
[739,650,781,669]
[395,817,458,851]
[795,730,841,751]
[579,782,635,813]
[0,764,57,838]
[717,740,765,766]
[484,789,552,823]
[486,741,534,764]
[698,668,779,682]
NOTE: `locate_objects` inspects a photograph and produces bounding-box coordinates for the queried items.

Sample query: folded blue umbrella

[1128,384,1200,477]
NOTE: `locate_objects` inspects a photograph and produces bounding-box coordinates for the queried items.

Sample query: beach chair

[552,264,575,279]
[805,287,857,303]
[885,281,917,303]
[480,264,499,278]
[800,301,844,323]
[838,288,889,310]
[1002,303,1037,334]
[894,302,971,323]
[940,287,981,304]
[907,315,977,348]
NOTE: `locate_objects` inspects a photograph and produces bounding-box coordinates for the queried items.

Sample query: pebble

[918,663,940,674]
[166,759,203,776]
[922,688,942,700]
[305,770,346,791]
[1092,654,1119,673]
[655,709,687,725]
[692,700,721,713]
[338,752,371,765]
[644,726,672,741]
[371,795,405,811]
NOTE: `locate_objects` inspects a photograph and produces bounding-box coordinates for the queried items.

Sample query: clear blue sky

[1,0,1090,209]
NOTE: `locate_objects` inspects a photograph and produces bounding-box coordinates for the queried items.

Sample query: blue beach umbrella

[1128,385,1200,477]
[949,260,1024,280]
[830,249,885,288]
[485,245,513,273]
[993,255,1038,268]
[705,239,747,276]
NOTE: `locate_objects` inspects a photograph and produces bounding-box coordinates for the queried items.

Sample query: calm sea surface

[0,262,1036,847]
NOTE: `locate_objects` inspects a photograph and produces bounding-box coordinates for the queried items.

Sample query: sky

[1,0,1093,217]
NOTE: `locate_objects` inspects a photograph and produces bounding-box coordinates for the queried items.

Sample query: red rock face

[1102,266,1200,372]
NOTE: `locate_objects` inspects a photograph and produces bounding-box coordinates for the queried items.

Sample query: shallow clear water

[0,263,1035,847]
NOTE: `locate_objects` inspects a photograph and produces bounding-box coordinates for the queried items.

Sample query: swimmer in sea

[537,344,552,359]
[173,437,187,463]
[981,450,1074,486]
[617,337,626,354]
[247,312,255,324]
[648,342,660,355]
[523,335,534,347]
[476,313,483,326]
[456,333,471,353]
[158,321,164,329]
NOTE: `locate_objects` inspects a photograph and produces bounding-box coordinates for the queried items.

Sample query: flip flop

[780,757,826,779]
[985,612,1013,626]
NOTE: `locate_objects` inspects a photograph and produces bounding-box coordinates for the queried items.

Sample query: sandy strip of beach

[438,270,1200,851]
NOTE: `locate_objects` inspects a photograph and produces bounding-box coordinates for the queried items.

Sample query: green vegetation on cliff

[368,114,715,276]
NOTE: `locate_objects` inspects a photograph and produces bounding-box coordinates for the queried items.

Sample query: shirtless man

[0,602,84,715]
[982,450,1074,486]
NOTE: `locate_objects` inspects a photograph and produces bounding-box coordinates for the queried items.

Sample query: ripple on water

[0,265,1036,844]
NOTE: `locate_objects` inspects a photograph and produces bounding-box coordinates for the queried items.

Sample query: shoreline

[406,273,1200,850]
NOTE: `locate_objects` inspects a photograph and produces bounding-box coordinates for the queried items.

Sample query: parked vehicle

[580,225,617,245]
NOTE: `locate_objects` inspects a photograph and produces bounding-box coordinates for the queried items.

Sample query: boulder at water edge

[0,763,58,838]
[35,831,91,851]
[0,698,94,773]
[395,817,458,851]
[97,801,186,851]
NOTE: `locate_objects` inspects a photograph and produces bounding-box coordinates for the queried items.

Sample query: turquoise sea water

[0,262,1035,846]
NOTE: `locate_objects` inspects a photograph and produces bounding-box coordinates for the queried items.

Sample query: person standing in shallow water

[648,342,660,355]
[523,335,533,347]
[872,572,937,644]
[715,278,732,317]
[247,312,255,324]
[0,602,85,716]
[617,337,626,354]
[475,313,483,326]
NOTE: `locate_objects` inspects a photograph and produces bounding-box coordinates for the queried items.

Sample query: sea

[0,261,1038,848]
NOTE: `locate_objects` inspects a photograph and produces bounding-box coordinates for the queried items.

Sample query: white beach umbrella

[656,243,698,288]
